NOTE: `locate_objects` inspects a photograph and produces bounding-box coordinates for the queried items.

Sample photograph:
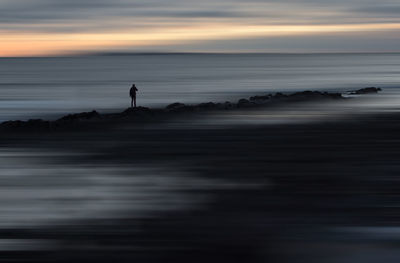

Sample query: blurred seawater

[0,53,400,121]
[0,53,399,261]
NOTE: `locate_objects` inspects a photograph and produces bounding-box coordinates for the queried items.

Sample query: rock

[0,119,50,131]
[57,110,100,122]
[0,120,24,130]
[165,103,195,113]
[323,92,343,99]
[121,107,153,116]
[197,102,217,109]
[25,119,51,131]
[285,91,318,101]
[166,102,186,110]
[349,87,382,95]
[286,91,344,100]
[249,94,271,102]
[290,91,322,98]
[237,98,253,108]
[273,92,288,99]
[223,101,233,109]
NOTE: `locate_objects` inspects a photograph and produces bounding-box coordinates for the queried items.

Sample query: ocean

[1,53,400,259]
[0,53,399,121]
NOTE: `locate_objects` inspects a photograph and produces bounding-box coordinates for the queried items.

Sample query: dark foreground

[0,88,399,262]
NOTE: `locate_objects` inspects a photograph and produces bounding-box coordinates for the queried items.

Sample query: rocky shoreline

[0,87,381,132]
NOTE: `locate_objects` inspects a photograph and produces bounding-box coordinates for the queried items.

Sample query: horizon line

[1,51,400,58]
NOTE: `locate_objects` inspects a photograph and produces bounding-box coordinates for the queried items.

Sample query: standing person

[130,84,138,108]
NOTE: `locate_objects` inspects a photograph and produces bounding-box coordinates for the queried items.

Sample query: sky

[1,0,400,56]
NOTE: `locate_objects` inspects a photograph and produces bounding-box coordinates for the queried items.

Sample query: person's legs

[134,96,136,108]
[131,97,133,108]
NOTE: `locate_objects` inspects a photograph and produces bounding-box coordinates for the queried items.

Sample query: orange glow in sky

[2,23,400,56]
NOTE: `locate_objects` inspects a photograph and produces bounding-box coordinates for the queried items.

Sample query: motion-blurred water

[1,54,400,261]
[0,53,399,121]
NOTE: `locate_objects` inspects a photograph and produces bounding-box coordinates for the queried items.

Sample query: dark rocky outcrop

[57,110,100,122]
[249,90,342,103]
[166,102,185,110]
[237,99,253,108]
[0,119,50,132]
[249,94,271,102]
[0,89,377,132]
[349,87,382,95]
[197,102,217,109]
[287,91,343,101]
[121,107,153,117]
[222,101,233,109]
[274,92,288,99]
[165,103,195,112]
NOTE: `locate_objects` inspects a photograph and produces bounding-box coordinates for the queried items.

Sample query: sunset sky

[1,0,400,56]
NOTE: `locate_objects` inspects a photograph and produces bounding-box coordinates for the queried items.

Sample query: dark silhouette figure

[130,84,138,108]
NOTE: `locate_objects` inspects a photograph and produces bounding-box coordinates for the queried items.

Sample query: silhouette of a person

[130,84,138,108]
